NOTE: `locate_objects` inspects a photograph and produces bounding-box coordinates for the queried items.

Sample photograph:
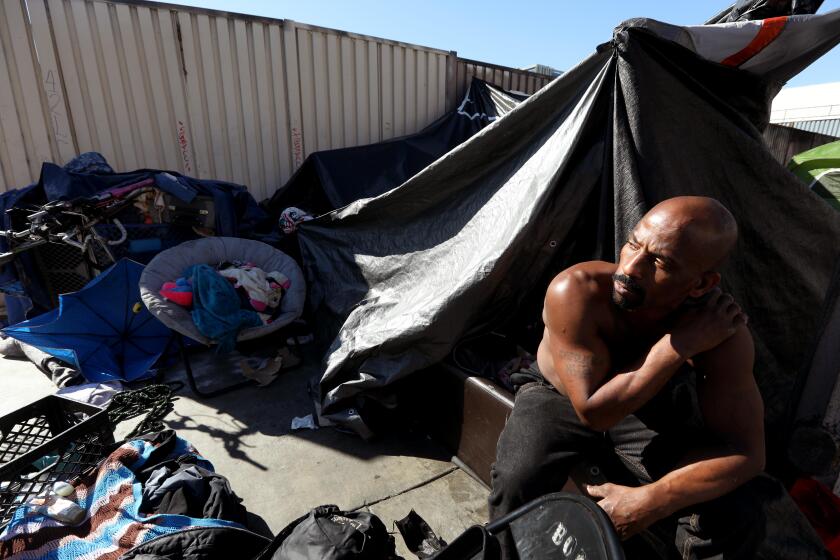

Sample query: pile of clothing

[160,261,291,352]
[0,431,268,560]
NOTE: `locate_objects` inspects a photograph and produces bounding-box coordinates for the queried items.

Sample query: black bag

[123,526,271,560]
[255,505,401,560]
[431,493,624,560]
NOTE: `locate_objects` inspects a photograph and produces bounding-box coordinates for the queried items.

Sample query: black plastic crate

[0,395,114,529]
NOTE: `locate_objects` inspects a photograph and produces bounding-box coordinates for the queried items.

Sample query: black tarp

[265,79,526,215]
[707,0,824,23]
[298,11,840,450]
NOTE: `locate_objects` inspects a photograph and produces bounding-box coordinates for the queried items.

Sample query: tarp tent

[266,79,526,215]
[789,140,840,210]
[298,10,840,454]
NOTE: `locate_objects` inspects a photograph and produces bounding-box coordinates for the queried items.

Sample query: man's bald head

[612,196,738,312]
[643,196,738,273]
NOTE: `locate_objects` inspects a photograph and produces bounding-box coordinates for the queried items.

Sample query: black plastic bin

[0,395,114,529]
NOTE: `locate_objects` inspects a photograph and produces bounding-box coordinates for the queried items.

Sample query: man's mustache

[613,273,644,297]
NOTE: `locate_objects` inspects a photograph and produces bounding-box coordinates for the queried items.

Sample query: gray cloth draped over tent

[298,11,840,444]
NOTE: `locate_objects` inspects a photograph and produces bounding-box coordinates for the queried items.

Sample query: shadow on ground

[159,344,452,472]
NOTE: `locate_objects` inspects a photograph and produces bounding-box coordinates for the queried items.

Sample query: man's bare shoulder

[693,324,755,379]
[546,261,617,308]
[542,262,617,340]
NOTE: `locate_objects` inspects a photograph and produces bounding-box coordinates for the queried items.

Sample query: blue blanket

[186,264,262,353]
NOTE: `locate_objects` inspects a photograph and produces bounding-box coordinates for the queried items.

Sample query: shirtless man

[489,197,771,559]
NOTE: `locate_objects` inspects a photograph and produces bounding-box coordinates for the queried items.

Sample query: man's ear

[688,271,720,298]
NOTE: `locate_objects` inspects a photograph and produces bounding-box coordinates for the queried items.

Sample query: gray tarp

[298,12,840,442]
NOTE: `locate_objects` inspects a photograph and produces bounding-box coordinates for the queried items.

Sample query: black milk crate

[0,395,114,529]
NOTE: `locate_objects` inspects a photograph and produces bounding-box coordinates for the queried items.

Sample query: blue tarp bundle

[0,154,269,324]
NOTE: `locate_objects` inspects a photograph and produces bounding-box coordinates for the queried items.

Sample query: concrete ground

[0,347,489,558]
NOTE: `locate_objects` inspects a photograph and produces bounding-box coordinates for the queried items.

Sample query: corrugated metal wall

[778,119,840,139]
[455,57,552,101]
[762,123,837,164]
[0,0,550,200]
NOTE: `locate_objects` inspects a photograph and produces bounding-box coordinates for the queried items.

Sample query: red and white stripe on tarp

[623,8,840,78]
[720,16,788,67]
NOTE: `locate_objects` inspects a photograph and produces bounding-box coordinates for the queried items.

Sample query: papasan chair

[139,237,306,397]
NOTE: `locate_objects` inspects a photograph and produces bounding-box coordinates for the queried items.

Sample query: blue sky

[150,0,839,87]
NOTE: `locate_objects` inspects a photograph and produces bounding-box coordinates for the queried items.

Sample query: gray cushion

[139,237,305,345]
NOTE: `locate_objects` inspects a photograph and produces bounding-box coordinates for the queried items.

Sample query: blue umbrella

[3,259,172,382]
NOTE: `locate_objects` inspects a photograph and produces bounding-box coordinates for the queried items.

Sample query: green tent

[789,139,840,211]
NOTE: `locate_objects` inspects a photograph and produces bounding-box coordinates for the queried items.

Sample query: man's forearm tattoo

[558,350,606,377]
